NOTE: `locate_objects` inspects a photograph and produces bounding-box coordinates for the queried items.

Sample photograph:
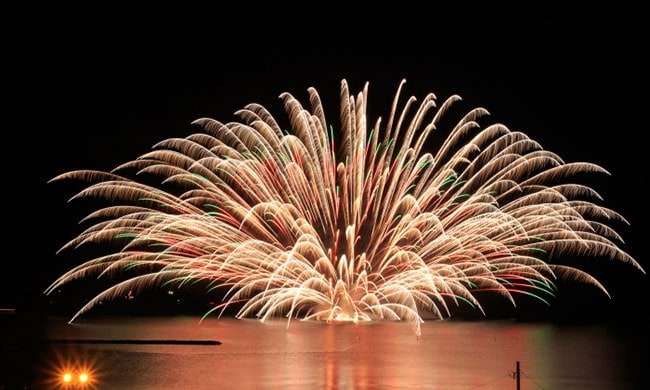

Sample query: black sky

[8,3,648,319]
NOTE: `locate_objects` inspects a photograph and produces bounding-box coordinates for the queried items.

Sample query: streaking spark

[46,79,644,336]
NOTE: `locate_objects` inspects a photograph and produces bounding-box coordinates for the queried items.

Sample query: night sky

[8,3,648,321]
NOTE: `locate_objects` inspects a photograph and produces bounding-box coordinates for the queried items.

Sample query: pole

[515,360,520,390]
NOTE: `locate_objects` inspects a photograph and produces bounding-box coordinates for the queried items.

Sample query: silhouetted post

[515,361,520,390]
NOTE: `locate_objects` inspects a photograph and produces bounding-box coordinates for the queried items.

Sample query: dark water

[3,314,647,389]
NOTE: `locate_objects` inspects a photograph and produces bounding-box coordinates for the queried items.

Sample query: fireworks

[47,79,643,336]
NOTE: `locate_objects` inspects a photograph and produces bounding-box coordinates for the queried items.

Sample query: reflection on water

[15,316,648,389]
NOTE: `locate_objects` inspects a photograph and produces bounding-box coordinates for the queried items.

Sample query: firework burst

[46,79,644,336]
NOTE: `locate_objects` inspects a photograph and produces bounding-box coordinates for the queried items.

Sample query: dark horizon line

[44,338,221,345]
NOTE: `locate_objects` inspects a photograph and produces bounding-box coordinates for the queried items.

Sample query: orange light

[47,346,102,388]
[56,367,96,388]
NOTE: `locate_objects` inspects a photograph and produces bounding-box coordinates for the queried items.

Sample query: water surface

[7,315,647,389]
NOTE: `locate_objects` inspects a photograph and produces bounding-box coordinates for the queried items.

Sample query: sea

[2,313,647,389]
